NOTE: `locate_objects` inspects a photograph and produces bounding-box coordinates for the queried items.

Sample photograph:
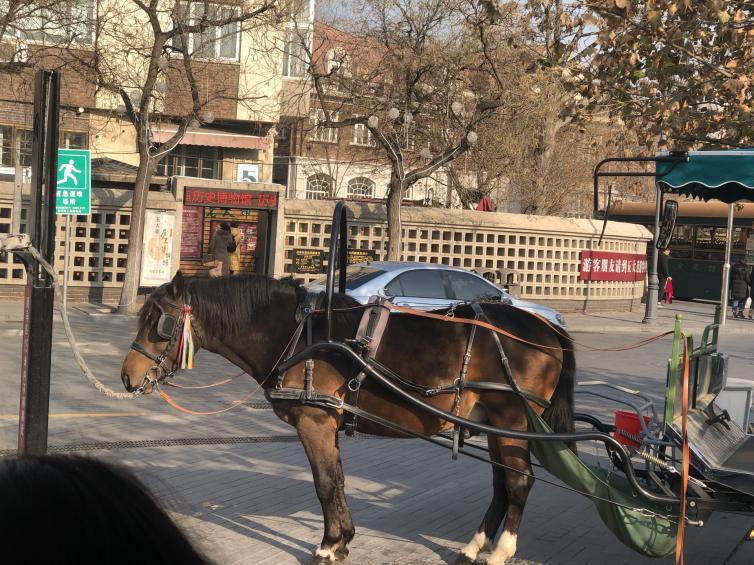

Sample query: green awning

[656,151,754,203]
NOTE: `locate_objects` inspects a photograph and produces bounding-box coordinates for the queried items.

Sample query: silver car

[306,261,567,329]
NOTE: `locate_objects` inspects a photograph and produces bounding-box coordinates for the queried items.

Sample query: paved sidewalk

[0,300,752,564]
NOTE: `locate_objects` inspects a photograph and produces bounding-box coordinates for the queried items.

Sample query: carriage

[119,151,754,565]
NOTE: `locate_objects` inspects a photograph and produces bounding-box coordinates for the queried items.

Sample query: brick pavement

[0,301,753,563]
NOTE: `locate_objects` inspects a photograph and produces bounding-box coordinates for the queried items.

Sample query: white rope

[27,245,136,400]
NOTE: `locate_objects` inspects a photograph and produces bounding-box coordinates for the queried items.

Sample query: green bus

[609,200,754,301]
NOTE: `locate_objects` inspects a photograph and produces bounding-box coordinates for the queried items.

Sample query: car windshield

[312,265,385,290]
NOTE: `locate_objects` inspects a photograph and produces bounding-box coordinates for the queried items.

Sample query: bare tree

[293,0,517,259]
[78,0,280,313]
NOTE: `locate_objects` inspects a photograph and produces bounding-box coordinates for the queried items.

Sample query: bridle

[129,297,202,396]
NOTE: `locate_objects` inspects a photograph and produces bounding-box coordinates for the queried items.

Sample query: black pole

[325,201,348,341]
[18,70,59,455]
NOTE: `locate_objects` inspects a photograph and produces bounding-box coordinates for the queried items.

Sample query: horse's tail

[541,331,576,439]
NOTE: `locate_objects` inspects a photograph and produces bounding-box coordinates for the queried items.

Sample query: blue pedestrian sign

[56,148,91,215]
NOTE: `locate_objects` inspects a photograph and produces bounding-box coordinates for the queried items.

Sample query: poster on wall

[180,206,203,259]
[140,210,176,286]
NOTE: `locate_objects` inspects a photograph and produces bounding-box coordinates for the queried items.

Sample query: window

[445,271,500,301]
[306,174,333,200]
[385,270,447,299]
[14,0,95,45]
[0,126,10,167]
[347,177,375,199]
[0,126,88,167]
[62,131,88,149]
[351,123,374,146]
[16,129,32,167]
[310,109,338,143]
[312,265,385,290]
[282,29,309,78]
[155,146,220,179]
[172,3,240,61]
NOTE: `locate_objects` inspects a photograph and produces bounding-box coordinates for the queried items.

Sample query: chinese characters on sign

[579,250,647,282]
[292,249,325,274]
[56,148,91,215]
[184,188,278,209]
[291,248,379,274]
[346,249,377,265]
[140,210,175,286]
[180,206,203,259]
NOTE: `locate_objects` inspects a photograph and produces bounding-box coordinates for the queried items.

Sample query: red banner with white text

[579,251,647,282]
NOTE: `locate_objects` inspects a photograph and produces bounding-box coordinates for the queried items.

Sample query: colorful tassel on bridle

[178,305,195,370]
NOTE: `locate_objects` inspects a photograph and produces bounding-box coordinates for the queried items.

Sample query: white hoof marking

[486,531,517,565]
[460,530,489,560]
[314,547,336,562]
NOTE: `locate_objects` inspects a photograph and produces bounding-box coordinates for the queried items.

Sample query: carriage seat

[665,352,754,495]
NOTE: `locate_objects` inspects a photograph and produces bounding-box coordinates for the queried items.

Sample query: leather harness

[269,293,552,456]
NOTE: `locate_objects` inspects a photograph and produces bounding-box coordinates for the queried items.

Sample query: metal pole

[18,70,59,456]
[719,203,735,325]
[642,185,663,324]
[63,214,70,309]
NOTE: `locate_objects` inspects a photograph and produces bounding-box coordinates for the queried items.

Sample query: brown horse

[121,272,575,565]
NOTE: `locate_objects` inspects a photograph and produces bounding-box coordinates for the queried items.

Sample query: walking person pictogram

[58,159,82,186]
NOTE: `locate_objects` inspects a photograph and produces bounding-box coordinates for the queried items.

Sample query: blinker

[157,314,178,340]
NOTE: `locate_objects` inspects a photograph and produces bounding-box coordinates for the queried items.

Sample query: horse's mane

[138,275,303,338]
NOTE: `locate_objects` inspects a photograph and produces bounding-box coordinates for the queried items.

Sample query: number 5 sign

[56,148,91,215]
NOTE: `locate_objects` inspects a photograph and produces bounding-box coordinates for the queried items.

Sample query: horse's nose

[121,370,135,392]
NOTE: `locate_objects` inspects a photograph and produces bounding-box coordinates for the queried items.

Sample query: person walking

[749,265,754,320]
[229,222,242,275]
[730,258,750,319]
[657,247,672,307]
[207,222,233,277]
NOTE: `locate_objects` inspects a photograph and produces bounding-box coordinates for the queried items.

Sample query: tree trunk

[117,152,157,314]
[385,169,404,260]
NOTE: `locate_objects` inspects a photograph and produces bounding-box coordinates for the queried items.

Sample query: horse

[121,272,575,565]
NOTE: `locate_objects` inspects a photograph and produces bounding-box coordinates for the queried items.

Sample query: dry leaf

[614,0,630,8]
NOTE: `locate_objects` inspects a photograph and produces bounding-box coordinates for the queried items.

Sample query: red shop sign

[579,250,647,282]
[184,188,278,209]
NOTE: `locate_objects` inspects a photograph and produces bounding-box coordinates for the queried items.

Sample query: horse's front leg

[296,408,351,563]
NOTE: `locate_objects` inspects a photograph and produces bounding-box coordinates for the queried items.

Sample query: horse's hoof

[454,554,476,565]
[309,548,337,564]
[334,547,349,560]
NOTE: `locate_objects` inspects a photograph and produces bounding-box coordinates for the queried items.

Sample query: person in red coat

[657,248,672,307]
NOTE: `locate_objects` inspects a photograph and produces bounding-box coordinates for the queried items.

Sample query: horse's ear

[172,270,185,300]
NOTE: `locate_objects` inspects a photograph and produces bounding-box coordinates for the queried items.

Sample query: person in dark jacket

[749,267,754,320]
[208,222,233,277]
[657,248,672,307]
[730,258,750,318]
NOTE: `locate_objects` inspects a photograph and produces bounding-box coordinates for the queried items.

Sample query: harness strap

[344,302,391,436]
[453,304,482,459]
[130,340,162,364]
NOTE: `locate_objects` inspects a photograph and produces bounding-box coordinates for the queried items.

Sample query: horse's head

[121,271,198,395]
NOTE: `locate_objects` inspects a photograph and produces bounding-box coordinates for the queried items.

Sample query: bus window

[694,226,746,261]
[670,224,693,258]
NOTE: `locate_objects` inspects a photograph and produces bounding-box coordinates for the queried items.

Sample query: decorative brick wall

[0,182,177,304]
[279,200,653,312]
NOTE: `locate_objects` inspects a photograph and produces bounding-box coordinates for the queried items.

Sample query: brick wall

[164,61,241,120]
